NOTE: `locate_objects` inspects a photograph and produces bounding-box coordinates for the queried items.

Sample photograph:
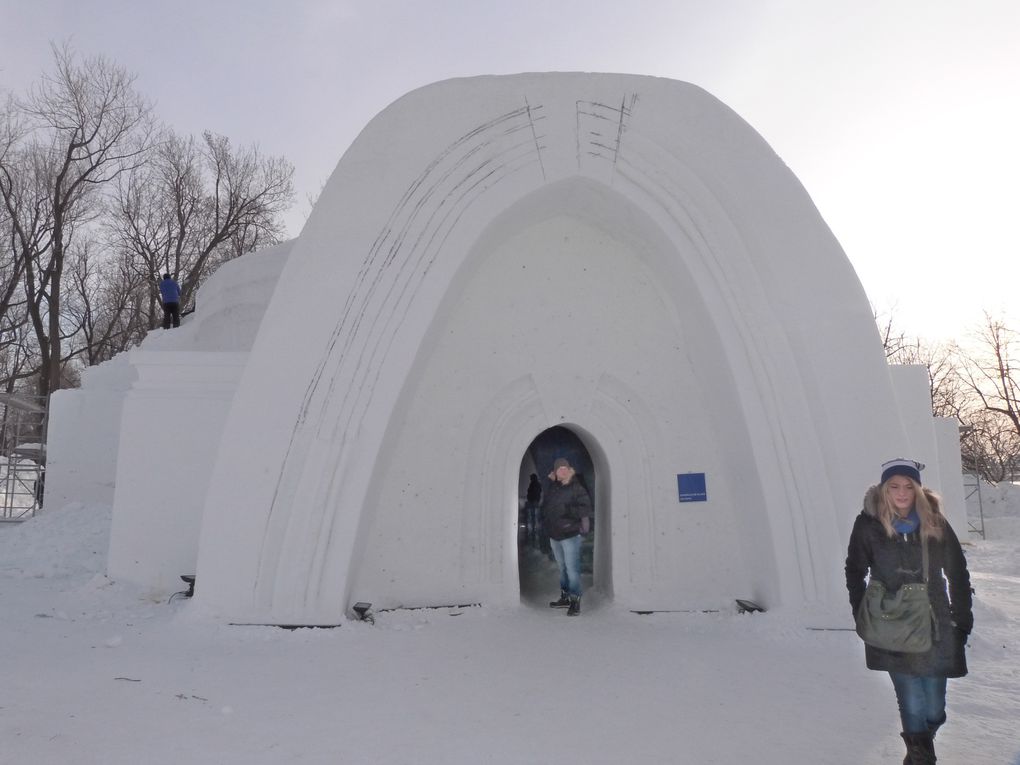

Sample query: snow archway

[194,73,909,625]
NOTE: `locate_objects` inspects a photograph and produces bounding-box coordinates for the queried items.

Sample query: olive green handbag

[855,535,935,654]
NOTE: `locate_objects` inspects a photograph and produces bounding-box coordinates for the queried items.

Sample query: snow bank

[2,492,1018,764]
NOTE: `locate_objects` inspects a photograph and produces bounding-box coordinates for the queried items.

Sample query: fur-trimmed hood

[862,485,882,517]
[861,484,942,518]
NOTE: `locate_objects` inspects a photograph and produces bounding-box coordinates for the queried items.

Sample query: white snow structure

[46,73,962,625]
[45,243,291,590]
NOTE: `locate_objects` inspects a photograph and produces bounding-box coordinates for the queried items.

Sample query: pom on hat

[880,458,924,486]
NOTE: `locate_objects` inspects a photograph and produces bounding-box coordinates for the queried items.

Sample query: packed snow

[1,485,1018,764]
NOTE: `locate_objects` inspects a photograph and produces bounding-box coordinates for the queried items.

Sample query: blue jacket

[159,277,181,304]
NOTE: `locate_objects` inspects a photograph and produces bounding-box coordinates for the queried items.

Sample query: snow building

[46,73,964,625]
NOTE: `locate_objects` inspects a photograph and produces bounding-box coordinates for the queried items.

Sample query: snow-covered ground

[1,488,1018,765]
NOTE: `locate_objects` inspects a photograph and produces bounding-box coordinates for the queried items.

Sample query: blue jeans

[549,534,583,597]
[888,672,947,734]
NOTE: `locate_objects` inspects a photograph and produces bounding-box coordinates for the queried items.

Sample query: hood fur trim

[862,483,941,518]
[862,485,882,517]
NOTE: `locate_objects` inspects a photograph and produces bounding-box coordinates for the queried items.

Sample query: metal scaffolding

[0,393,47,522]
[963,472,986,540]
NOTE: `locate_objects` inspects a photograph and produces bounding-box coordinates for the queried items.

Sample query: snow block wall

[104,243,291,593]
[45,243,291,594]
[934,417,966,532]
[193,73,920,626]
[106,351,247,593]
[45,356,137,511]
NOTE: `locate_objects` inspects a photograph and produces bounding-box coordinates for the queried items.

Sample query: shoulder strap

[921,531,929,584]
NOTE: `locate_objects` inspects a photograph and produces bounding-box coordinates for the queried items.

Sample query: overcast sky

[2,0,1017,343]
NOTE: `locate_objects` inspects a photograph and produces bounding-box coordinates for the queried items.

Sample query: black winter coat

[845,486,973,677]
[540,478,592,541]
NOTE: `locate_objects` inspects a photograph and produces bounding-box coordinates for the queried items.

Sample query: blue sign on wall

[677,472,707,502]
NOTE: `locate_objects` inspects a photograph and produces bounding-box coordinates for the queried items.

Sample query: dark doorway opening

[517,426,596,606]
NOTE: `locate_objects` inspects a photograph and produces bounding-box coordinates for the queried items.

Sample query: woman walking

[845,459,973,764]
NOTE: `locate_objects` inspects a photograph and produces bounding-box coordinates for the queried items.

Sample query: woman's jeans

[549,534,583,597]
[889,672,947,734]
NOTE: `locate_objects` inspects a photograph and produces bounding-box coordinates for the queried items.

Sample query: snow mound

[0,501,111,580]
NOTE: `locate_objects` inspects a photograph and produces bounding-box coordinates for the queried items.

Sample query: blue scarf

[892,507,920,535]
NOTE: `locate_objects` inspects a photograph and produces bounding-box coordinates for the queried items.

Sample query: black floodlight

[352,602,373,622]
[735,598,765,614]
[168,574,197,603]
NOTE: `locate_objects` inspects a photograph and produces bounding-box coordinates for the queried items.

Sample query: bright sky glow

[2,0,1017,343]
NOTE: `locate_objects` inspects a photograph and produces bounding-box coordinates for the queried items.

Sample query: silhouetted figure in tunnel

[525,473,542,543]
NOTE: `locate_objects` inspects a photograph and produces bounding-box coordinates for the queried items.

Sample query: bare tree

[887,338,966,421]
[0,171,29,334]
[875,304,969,421]
[955,314,1020,482]
[0,321,37,394]
[959,410,1020,483]
[64,238,146,366]
[0,199,30,371]
[0,96,47,382]
[960,315,1020,434]
[874,304,909,359]
[109,128,293,330]
[0,42,153,397]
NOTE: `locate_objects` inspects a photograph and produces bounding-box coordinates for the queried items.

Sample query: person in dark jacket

[845,459,973,765]
[541,457,592,616]
[525,473,542,543]
[158,273,182,329]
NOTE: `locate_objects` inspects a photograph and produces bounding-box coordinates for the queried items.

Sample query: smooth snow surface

[2,492,1018,764]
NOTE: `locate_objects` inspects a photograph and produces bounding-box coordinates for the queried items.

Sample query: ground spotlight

[352,602,374,623]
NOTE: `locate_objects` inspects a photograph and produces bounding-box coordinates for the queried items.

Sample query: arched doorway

[518,426,600,608]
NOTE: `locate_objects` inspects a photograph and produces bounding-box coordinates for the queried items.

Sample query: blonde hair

[878,476,945,541]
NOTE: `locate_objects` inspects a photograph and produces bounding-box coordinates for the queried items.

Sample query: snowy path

[1,505,1018,764]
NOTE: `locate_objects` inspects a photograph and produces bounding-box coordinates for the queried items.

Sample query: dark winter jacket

[845,485,973,677]
[526,477,542,505]
[540,478,591,541]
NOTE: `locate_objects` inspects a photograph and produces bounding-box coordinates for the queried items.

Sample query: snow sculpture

[186,72,946,625]
[46,242,291,592]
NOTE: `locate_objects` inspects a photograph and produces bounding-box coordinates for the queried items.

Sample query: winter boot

[549,590,570,608]
[566,595,581,616]
[901,732,936,765]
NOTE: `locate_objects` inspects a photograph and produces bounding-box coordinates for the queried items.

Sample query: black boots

[548,591,581,615]
[549,591,570,608]
[901,732,936,764]
[567,595,581,616]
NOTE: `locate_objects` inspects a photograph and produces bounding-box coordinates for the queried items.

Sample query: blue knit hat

[881,458,924,485]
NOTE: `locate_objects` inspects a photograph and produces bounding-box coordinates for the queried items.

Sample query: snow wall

[46,243,290,593]
[188,73,925,625]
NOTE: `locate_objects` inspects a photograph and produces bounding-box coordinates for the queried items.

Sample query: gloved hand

[580,517,590,536]
[951,611,973,636]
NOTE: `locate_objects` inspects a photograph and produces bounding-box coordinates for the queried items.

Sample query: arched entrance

[518,425,603,608]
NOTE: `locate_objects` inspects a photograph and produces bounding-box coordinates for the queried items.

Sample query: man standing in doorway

[542,457,592,616]
[159,273,182,329]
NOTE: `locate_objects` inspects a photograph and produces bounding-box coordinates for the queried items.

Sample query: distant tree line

[879,310,1020,484]
[1,43,294,399]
